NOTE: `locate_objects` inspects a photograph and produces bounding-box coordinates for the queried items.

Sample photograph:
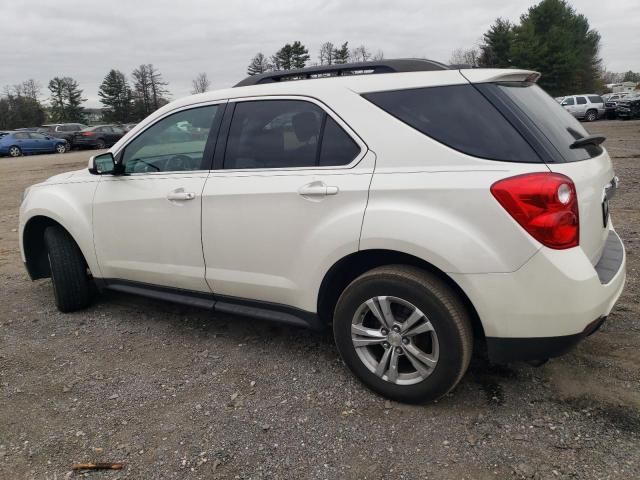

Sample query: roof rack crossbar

[234,58,449,87]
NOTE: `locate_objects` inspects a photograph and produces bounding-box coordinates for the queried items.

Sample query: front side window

[576,97,587,105]
[122,105,218,173]
[563,97,575,105]
[224,100,360,169]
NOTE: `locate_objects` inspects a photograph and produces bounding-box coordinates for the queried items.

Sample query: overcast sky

[2,0,638,108]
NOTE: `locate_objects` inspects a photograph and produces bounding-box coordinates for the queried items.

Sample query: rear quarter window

[588,96,603,103]
[363,85,540,163]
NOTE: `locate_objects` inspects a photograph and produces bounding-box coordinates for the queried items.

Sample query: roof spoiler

[461,69,541,84]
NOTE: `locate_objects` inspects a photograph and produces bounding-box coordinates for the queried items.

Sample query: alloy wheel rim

[351,296,439,385]
[56,144,66,153]
[10,147,20,157]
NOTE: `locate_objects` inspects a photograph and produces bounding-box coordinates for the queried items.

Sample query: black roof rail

[234,58,449,87]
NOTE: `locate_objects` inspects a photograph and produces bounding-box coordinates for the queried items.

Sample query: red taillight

[82,132,93,136]
[491,172,579,249]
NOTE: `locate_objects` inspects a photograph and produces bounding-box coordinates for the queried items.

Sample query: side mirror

[561,102,568,106]
[89,152,117,175]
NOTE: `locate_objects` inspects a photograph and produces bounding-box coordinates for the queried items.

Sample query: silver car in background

[560,94,605,121]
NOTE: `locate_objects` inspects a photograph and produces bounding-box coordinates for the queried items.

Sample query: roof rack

[234,58,449,87]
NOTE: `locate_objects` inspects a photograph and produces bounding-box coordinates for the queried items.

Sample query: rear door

[201,97,373,311]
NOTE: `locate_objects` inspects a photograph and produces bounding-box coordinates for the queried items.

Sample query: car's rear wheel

[585,109,597,122]
[55,143,66,154]
[95,139,106,149]
[9,146,22,157]
[333,265,473,403]
[44,225,92,313]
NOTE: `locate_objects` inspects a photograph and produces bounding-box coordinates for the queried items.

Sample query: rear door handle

[298,182,339,197]
[167,191,196,201]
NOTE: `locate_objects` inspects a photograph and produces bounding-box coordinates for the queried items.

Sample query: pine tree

[290,41,309,69]
[47,77,85,122]
[98,69,133,123]
[247,53,270,75]
[332,42,350,64]
[62,77,85,122]
[510,0,601,96]
[479,18,514,68]
[272,44,293,70]
[48,77,66,122]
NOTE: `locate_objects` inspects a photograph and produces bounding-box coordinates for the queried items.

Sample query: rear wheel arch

[317,249,485,341]
[23,216,88,280]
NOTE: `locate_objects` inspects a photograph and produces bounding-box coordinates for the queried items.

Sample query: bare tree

[449,47,480,67]
[319,42,335,65]
[350,45,371,62]
[371,50,384,61]
[191,72,211,94]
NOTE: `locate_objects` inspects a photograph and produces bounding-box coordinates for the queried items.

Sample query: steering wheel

[165,154,193,171]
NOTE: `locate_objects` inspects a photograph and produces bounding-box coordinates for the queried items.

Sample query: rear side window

[363,85,540,162]
[588,96,603,103]
[224,100,360,169]
[483,82,602,162]
[576,97,587,105]
[319,116,360,166]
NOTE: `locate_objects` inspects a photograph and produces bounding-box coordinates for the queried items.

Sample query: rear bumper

[486,316,606,363]
[451,229,626,361]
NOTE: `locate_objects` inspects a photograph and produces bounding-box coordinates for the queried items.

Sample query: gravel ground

[1,121,639,480]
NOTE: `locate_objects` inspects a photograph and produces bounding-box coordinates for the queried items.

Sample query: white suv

[19,60,626,403]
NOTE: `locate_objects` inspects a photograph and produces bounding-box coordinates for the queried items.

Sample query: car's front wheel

[9,146,22,157]
[44,225,92,312]
[333,265,473,403]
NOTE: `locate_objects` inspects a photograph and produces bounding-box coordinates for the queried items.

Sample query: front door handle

[298,182,339,197]
[167,191,196,201]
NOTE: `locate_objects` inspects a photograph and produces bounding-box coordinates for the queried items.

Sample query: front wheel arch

[23,216,88,280]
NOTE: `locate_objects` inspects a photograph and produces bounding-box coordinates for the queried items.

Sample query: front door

[93,103,223,292]
[201,98,373,312]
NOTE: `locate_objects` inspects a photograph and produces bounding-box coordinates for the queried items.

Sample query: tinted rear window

[363,85,540,162]
[485,83,602,161]
[588,95,603,103]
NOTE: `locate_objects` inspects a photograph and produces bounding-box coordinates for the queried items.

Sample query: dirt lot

[1,120,639,480]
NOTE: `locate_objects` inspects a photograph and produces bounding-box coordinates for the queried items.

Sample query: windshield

[486,82,603,162]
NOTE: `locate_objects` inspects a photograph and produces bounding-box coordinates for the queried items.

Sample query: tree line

[0,64,173,129]
[246,41,384,75]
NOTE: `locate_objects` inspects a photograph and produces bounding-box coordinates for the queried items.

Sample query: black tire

[9,145,22,157]
[333,265,473,403]
[585,109,597,122]
[95,139,106,149]
[44,225,91,313]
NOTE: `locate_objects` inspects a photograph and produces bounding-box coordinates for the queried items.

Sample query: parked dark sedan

[39,123,87,150]
[616,93,640,119]
[72,125,125,149]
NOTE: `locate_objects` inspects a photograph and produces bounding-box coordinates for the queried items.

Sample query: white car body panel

[93,172,211,292]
